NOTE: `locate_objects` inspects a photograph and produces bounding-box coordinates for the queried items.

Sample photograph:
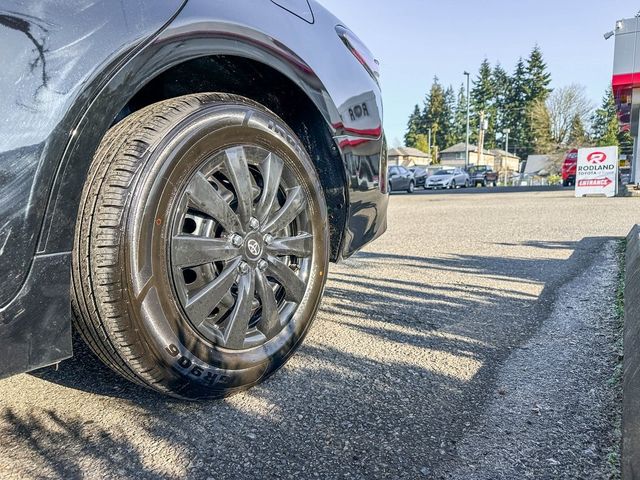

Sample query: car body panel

[0,0,386,378]
[388,165,413,191]
[562,149,578,185]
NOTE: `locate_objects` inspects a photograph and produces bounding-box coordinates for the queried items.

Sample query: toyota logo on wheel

[247,239,261,257]
[587,151,607,164]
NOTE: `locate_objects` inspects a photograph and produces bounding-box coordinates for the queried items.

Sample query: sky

[317,0,636,146]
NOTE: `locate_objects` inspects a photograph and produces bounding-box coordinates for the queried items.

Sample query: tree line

[405,46,632,160]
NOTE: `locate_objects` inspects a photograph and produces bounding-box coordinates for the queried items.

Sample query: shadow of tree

[2,236,614,478]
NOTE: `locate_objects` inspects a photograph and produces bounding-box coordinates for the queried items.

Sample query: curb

[624,225,640,479]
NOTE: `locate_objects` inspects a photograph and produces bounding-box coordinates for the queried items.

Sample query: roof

[524,155,553,175]
[489,148,520,159]
[441,143,484,154]
[388,147,431,158]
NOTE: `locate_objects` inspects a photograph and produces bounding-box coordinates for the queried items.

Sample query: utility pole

[503,128,510,185]
[477,111,486,167]
[427,127,432,156]
[464,71,471,170]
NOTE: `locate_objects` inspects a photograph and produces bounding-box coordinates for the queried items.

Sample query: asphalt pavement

[0,189,637,479]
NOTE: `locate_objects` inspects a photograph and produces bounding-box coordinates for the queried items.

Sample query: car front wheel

[71,93,330,400]
[407,181,415,193]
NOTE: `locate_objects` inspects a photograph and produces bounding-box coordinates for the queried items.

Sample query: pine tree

[492,63,511,149]
[422,77,448,153]
[443,85,457,148]
[591,87,620,147]
[504,58,529,157]
[452,83,468,145]
[404,104,421,148]
[567,114,588,147]
[524,46,553,155]
[525,45,552,103]
[471,59,497,148]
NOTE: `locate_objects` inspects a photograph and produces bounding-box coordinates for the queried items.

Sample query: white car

[426,168,470,189]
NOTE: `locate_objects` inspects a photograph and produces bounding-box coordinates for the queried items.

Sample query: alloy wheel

[169,145,313,351]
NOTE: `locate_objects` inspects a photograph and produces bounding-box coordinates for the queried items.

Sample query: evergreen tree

[492,63,511,149]
[443,85,457,148]
[471,59,497,148]
[591,87,620,147]
[404,104,421,148]
[452,83,469,145]
[422,77,448,153]
[524,46,552,155]
[525,45,552,103]
[567,114,588,147]
[504,58,529,157]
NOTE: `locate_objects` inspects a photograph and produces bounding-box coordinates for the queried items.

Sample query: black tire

[481,180,487,188]
[71,93,330,400]
[407,181,415,193]
[388,181,393,193]
[450,180,456,190]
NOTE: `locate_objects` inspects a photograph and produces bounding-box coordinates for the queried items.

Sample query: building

[613,16,640,184]
[387,147,432,167]
[439,143,520,171]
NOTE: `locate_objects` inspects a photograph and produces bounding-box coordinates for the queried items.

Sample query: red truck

[562,149,578,187]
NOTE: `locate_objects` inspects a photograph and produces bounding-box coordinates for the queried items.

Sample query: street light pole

[464,71,471,170]
[427,127,432,156]
[503,128,511,186]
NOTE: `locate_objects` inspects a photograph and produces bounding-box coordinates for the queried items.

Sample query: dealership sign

[575,147,619,198]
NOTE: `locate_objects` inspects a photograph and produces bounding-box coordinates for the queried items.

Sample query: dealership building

[614,16,640,184]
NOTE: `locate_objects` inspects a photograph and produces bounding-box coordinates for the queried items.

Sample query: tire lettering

[166,343,230,386]
[166,344,180,357]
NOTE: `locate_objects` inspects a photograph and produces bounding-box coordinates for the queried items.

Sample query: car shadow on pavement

[3,236,616,478]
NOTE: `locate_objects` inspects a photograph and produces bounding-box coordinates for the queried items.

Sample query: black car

[409,165,429,189]
[388,165,416,193]
[0,0,387,400]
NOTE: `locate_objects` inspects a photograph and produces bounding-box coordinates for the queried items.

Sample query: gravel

[0,188,637,479]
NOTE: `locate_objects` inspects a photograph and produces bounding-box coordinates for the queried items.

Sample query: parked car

[426,168,470,189]
[467,165,499,187]
[409,165,429,189]
[562,149,578,187]
[388,165,416,193]
[0,0,387,400]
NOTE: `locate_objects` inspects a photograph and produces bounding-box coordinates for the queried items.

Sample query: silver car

[426,168,470,189]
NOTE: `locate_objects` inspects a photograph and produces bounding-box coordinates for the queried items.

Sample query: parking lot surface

[0,189,637,479]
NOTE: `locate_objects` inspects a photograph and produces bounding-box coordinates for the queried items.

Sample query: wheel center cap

[244,235,263,260]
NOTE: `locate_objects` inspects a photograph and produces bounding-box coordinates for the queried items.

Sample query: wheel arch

[39,35,349,262]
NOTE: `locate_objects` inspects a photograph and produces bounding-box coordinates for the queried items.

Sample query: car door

[399,166,411,189]
[388,166,399,190]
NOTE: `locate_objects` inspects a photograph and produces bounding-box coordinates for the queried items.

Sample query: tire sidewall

[121,101,329,395]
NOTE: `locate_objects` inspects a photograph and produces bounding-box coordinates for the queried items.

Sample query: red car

[562,149,578,187]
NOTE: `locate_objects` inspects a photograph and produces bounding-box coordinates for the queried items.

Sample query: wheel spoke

[224,146,254,228]
[185,259,240,325]
[266,255,306,303]
[255,153,284,224]
[186,172,242,233]
[263,186,306,234]
[222,269,256,349]
[172,236,241,268]
[255,269,281,337]
[266,233,313,258]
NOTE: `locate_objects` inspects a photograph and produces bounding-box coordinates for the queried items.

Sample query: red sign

[586,151,607,164]
[577,177,613,188]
